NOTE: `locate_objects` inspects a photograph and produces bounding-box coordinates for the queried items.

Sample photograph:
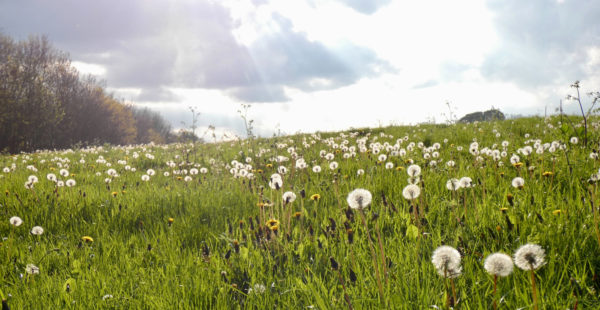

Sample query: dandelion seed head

[10,216,23,226]
[514,243,545,270]
[431,245,462,278]
[402,184,421,200]
[484,253,514,277]
[346,188,372,210]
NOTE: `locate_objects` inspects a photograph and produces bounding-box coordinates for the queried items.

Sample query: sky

[1,0,599,139]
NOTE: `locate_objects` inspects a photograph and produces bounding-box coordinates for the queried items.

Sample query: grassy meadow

[1,116,600,309]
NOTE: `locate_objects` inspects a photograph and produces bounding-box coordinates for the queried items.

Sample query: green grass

[1,116,599,309]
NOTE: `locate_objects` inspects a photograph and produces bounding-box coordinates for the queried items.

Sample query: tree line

[0,33,187,154]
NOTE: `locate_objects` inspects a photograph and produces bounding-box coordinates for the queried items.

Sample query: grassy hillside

[1,116,599,309]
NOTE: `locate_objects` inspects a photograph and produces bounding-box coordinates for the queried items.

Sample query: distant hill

[458,109,505,123]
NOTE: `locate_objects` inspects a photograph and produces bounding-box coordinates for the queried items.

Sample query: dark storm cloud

[482,0,600,87]
[0,0,390,103]
[337,0,392,14]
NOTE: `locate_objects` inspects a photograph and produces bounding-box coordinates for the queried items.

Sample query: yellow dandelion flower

[121,190,126,194]
[82,236,94,243]
[310,194,321,201]
[552,210,563,215]
[111,191,118,197]
[395,166,404,171]
[257,169,263,174]
[257,202,265,208]
[293,212,302,218]
[496,225,502,232]
[269,225,279,232]
[512,162,523,168]
[266,164,273,168]
[499,207,509,212]
[49,167,55,171]
[266,219,280,227]
[177,176,183,180]
[542,171,553,177]
[168,217,174,224]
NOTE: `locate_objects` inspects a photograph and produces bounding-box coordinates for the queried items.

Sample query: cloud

[337,0,392,14]
[136,88,181,102]
[0,0,391,103]
[482,0,600,88]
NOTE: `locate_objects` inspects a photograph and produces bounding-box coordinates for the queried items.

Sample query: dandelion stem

[375,219,388,283]
[530,267,538,310]
[359,211,384,304]
[493,274,497,310]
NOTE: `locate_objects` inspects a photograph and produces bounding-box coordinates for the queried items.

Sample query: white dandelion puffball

[31,226,44,236]
[25,263,40,275]
[357,169,365,176]
[511,177,525,188]
[432,245,462,278]
[190,168,199,175]
[312,166,321,173]
[446,178,460,191]
[184,176,192,182]
[10,216,23,226]
[46,173,57,182]
[28,175,39,183]
[407,164,421,177]
[57,180,65,187]
[59,169,69,177]
[570,136,578,144]
[66,179,76,187]
[147,169,156,176]
[141,175,150,181]
[346,188,372,210]
[484,253,514,277]
[514,243,546,271]
[402,184,421,200]
[459,176,473,188]
[282,191,297,203]
[329,161,338,170]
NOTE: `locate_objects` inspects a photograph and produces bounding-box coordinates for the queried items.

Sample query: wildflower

[446,178,460,191]
[459,176,473,188]
[514,243,545,270]
[346,188,372,210]
[168,218,174,226]
[431,245,462,278]
[269,173,283,190]
[407,164,421,177]
[570,136,578,144]
[511,177,525,189]
[282,191,296,204]
[82,236,94,243]
[30,226,44,235]
[266,219,280,232]
[10,216,23,226]
[25,264,40,275]
[47,173,57,182]
[484,253,514,277]
[402,184,421,200]
[310,194,321,201]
